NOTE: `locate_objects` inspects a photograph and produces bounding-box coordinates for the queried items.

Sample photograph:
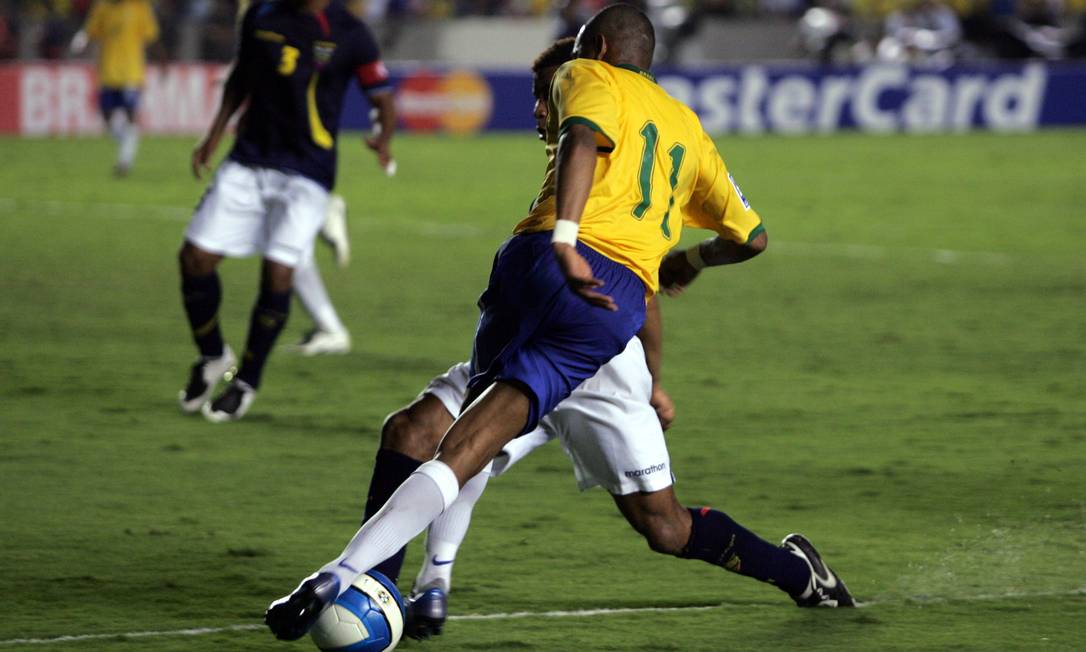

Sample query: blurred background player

[177,0,395,422]
[70,0,159,177]
[291,108,398,356]
[290,193,353,356]
[235,0,392,358]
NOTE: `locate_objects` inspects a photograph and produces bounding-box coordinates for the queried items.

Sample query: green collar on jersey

[615,63,656,83]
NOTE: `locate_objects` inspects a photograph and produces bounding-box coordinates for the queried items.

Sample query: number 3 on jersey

[276,45,333,150]
[277,45,300,75]
[632,121,685,240]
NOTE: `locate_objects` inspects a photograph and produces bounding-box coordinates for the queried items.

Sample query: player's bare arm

[638,295,674,429]
[191,64,248,179]
[659,230,768,296]
[554,123,616,311]
[364,90,396,169]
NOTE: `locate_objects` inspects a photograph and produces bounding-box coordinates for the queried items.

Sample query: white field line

[1,196,1014,264]
[1,588,1082,647]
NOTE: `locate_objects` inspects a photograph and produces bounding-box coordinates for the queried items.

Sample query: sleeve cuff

[744,223,766,245]
[559,116,615,152]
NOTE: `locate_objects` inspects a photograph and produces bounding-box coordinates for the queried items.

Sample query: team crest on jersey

[314,41,336,67]
[728,173,751,210]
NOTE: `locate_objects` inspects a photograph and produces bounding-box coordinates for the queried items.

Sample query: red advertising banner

[0,62,227,136]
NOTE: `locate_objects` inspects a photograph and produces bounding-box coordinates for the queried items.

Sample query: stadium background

[2,1,1084,651]
[4,0,1086,134]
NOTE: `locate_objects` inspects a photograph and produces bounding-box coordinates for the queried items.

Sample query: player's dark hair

[580,3,655,69]
[532,37,575,100]
[532,37,576,76]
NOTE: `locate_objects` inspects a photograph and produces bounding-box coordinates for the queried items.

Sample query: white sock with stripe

[413,471,489,594]
[321,460,459,597]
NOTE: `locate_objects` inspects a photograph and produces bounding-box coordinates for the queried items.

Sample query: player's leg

[99,88,126,176]
[365,392,456,581]
[291,258,351,355]
[114,89,140,176]
[320,232,646,587]
[553,337,853,607]
[204,258,292,421]
[403,469,489,640]
[613,489,853,606]
[318,381,529,587]
[177,241,236,412]
[403,422,554,639]
[267,233,643,639]
[266,382,530,641]
[319,194,350,268]
[203,168,328,421]
[176,160,268,413]
[612,489,837,604]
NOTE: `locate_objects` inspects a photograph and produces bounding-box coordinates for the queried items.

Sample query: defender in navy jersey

[177,0,395,422]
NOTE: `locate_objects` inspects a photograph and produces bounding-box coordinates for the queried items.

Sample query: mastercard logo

[397,70,494,134]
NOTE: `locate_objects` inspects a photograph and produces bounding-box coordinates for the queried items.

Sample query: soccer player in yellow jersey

[267,7,849,639]
[72,0,158,176]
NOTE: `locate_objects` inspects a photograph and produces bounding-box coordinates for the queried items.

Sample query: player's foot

[782,533,855,607]
[201,379,256,423]
[404,587,447,640]
[319,195,350,268]
[177,345,236,414]
[265,571,340,641]
[293,328,351,356]
[113,162,130,178]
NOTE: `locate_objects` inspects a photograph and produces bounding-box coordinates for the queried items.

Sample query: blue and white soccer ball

[309,571,405,652]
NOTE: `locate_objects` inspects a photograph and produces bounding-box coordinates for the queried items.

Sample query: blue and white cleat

[404,587,447,639]
[782,533,855,607]
[265,571,341,641]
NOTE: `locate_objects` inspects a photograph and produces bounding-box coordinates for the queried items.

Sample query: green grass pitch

[1,131,1084,651]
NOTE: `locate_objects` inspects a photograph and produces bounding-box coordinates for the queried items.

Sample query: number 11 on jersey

[631,120,685,240]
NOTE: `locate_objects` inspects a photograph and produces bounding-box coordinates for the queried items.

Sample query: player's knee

[640,516,689,556]
[178,243,217,277]
[261,261,294,294]
[380,409,439,460]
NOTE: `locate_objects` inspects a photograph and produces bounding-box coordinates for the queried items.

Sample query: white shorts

[184,160,329,268]
[420,338,672,495]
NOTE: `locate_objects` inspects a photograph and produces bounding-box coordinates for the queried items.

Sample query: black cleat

[782,533,856,607]
[201,379,256,423]
[404,587,447,640]
[265,572,341,640]
[177,346,236,414]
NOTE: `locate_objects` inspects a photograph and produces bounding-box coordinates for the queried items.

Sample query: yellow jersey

[85,0,159,88]
[514,58,764,295]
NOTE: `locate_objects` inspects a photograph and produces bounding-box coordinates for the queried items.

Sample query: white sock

[108,110,126,141]
[321,460,460,598]
[293,259,347,334]
[119,122,138,168]
[413,471,489,594]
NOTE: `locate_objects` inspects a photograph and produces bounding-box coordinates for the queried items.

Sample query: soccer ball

[309,571,405,652]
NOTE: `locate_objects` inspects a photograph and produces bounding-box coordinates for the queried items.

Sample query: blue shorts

[99,87,140,117]
[469,231,647,433]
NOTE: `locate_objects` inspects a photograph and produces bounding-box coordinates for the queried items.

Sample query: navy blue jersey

[229,0,390,189]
